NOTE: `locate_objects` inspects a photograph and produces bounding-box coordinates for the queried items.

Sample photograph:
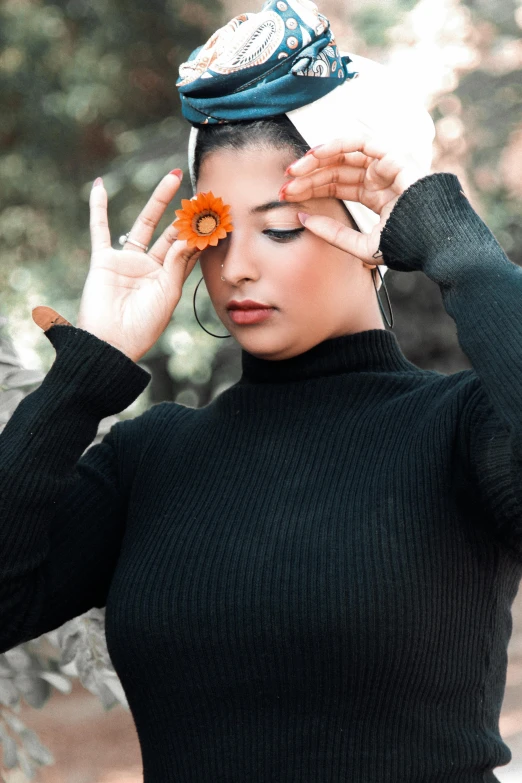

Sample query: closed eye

[263,228,306,242]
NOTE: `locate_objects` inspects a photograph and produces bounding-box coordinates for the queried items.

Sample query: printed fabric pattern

[176,0,359,124]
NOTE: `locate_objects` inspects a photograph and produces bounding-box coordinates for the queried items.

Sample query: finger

[343,151,370,168]
[288,142,422,200]
[162,239,202,288]
[147,222,180,267]
[182,248,202,284]
[287,135,388,176]
[89,180,111,253]
[299,214,369,258]
[372,151,424,193]
[287,150,352,177]
[124,171,183,252]
[283,175,397,215]
[283,165,364,200]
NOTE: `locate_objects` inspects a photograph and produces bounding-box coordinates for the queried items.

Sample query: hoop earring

[372,266,394,329]
[193,276,232,338]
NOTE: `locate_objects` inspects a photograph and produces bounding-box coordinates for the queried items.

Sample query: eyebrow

[249,200,308,215]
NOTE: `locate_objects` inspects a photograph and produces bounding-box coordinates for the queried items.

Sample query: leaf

[3,648,32,671]
[57,627,81,667]
[20,728,54,766]
[89,679,118,710]
[0,350,21,368]
[13,672,51,709]
[102,673,128,707]
[0,366,17,385]
[0,679,19,708]
[2,735,18,769]
[38,672,72,694]
[2,712,26,733]
[0,390,25,422]
[0,655,14,678]
[1,733,18,769]
[18,746,37,779]
[3,369,45,389]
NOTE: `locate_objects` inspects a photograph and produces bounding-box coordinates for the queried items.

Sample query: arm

[379,172,522,561]
[0,323,151,653]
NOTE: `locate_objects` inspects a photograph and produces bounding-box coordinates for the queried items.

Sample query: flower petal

[172,190,233,248]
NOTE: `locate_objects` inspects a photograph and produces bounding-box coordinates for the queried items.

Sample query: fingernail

[170,169,183,180]
[278,182,292,200]
[285,158,301,175]
[297,212,310,225]
[305,144,324,156]
[92,177,103,189]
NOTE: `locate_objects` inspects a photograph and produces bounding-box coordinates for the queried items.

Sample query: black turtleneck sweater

[1,173,521,782]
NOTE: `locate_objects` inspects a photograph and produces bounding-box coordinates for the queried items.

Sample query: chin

[234,328,299,360]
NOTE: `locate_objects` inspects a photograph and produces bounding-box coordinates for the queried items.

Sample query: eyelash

[263,228,306,243]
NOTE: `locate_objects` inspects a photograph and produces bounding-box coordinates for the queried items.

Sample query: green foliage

[0,0,228,407]
[462,0,518,34]
[454,0,522,264]
[352,5,402,48]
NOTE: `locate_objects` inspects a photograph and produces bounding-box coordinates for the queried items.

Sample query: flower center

[194,211,219,236]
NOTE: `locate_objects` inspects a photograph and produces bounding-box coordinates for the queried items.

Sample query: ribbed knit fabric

[1,172,521,782]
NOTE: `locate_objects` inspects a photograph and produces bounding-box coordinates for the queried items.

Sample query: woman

[1,1,521,781]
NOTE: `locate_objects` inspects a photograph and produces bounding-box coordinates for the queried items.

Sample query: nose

[220,230,260,285]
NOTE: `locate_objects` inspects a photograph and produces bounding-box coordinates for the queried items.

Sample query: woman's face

[197,145,384,360]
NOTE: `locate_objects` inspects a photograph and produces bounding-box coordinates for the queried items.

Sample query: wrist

[378,173,491,277]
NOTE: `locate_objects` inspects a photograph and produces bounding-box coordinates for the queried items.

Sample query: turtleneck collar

[239,329,418,384]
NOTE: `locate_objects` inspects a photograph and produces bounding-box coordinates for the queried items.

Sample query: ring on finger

[118,231,149,252]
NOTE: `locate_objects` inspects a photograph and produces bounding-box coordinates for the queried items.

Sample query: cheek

[199,248,223,285]
[276,240,335,303]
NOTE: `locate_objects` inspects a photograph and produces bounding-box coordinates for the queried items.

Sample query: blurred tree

[0,0,235,410]
[346,0,522,371]
[454,0,522,262]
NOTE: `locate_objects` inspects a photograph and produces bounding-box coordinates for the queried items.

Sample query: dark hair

[192,114,359,230]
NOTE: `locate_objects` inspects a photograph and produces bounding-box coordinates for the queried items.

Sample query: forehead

[196,146,295,214]
[198,145,291,182]
[196,145,358,229]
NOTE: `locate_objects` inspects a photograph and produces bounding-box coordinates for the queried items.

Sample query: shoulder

[119,399,196,434]
[386,364,486,420]
[107,400,197,448]
[102,401,199,478]
[426,366,484,408]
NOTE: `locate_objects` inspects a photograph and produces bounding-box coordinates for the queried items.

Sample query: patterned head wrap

[176,0,358,125]
[176,0,437,278]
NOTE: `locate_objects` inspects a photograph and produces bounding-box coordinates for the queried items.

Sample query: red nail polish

[278,182,290,199]
[170,169,183,180]
[305,144,324,156]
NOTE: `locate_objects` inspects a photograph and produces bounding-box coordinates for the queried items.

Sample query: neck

[239,329,418,384]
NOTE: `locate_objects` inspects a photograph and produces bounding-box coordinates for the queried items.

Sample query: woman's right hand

[77,171,202,363]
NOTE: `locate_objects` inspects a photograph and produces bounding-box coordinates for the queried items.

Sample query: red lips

[227,299,273,310]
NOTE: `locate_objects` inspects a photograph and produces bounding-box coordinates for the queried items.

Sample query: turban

[176,0,437,278]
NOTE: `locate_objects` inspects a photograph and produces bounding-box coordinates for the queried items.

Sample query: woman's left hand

[279,132,427,265]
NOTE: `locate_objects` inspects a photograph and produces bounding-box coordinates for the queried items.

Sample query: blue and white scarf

[176,0,359,125]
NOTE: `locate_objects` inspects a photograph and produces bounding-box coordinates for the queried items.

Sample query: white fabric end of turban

[187,52,437,280]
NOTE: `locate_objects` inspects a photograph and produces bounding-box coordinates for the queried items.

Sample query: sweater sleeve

[0,323,151,653]
[378,172,522,562]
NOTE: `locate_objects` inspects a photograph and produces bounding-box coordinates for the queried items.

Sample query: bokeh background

[1,0,521,780]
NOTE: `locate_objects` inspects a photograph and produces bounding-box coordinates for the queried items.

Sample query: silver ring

[118,232,149,252]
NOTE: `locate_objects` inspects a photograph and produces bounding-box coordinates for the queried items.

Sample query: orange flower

[172,191,234,251]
